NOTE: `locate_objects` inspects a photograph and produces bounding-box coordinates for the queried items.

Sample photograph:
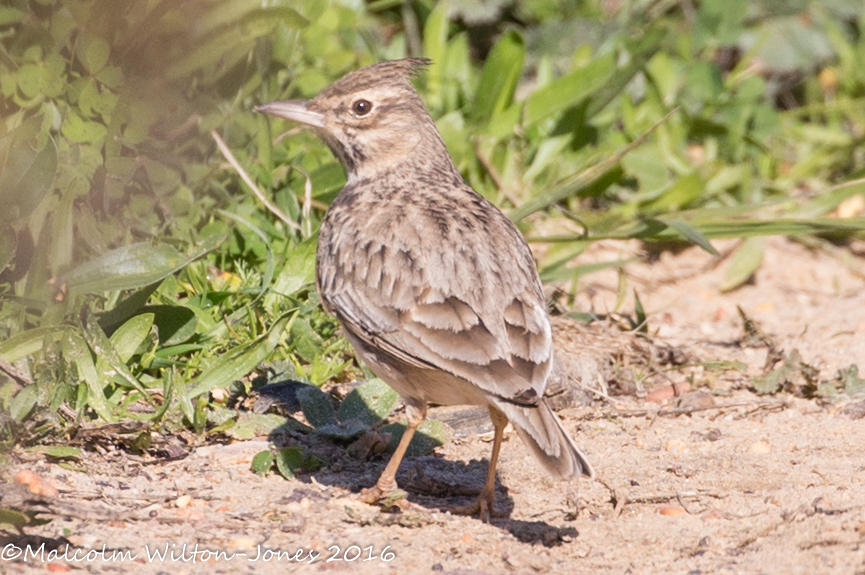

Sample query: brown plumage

[257,58,593,520]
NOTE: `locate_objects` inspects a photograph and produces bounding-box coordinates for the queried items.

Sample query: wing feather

[317,182,552,403]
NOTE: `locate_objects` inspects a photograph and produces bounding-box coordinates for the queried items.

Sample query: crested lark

[257,58,594,520]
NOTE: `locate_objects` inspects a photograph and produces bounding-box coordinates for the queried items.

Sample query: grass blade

[720,237,764,292]
[509,108,678,222]
[187,312,295,398]
[661,218,720,256]
[65,240,221,295]
[472,30,525,126]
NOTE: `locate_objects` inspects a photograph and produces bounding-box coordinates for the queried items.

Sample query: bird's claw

[357,486,410,511]
[450,494,503,523]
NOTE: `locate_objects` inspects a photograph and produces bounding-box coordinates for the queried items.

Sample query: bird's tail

[493,398,594,480]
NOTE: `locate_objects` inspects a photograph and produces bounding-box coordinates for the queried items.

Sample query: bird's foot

[357,485,411,511]
[450,492,504,523]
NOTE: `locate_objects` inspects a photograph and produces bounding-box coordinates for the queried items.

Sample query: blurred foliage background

[1,0,865,444]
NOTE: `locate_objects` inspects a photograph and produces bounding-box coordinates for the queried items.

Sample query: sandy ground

[2,237,864,575]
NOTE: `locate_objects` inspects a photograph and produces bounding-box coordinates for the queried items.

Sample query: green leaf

[795,179,865,218]
[27,445,83,459]
[684,61,723,101]
[316,419,369,440]
[9,385,38,422]
[64,241,219,295]
[0,508,44,529]
[753,364,789,395]
[695,0,746,45]
[540,217,865,245]
[0,227,16,273]
[274,446,303,478]
[651,173,705,212]
[510,109,677,222]
[187,312,294,398]
[217,210,273,305]
[107,314,154,363]
[422,1,450,107]
[151,370,175,423]
[720,237,764,292]
[0,326,70,363]
[661,219,720,256]
[742,16,833,73]
[61,331,115,422]
[524,134,571,182]
[16,64,41,98]
[338,379,398,427]
[540,257,638,283]
[143,306,198,346]
[274,446,320,479]
[634,289,647,333]
[154,343,206,358]
[266,238,316,307]
[289,317,323,363]
[251,450,275,475]
[309,163,346,200]
[471,30,524,126]
[193,395,207,434]
[524,53,615,126]
[586,29,665,117]
[837,365,865,397]
[61,110,107,143]
[0,7,27,26]
[80,36,110,74]
[98,283,161,333]
[83,311,154,404]
[226,413,292,440]
[655,218,865,241]
[296,385,336,428]
[381,419,451,456]
[0,119,58,223]
[621,145,668,195]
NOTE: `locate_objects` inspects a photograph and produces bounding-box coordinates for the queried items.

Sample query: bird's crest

[317,58,431,99]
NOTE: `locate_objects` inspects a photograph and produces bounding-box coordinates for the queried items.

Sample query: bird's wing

[317,187,552,404]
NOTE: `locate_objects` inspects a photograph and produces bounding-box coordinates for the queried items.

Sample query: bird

[256,58,594,521]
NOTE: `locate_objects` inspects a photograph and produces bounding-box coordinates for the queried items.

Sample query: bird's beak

[254,100,326,128]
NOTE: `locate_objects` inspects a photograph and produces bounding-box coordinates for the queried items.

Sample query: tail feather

[493,398,594,480]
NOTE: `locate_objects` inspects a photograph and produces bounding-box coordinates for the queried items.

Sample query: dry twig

[0,359,32,385]
[210,130,302,232]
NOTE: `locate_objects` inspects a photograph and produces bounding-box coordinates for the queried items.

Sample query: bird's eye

[352,99,372,116]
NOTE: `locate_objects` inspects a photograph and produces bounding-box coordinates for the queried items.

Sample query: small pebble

[15,469,59,497]
[665,439,688,453]
[228,537,257,549]
[748,440,772,454]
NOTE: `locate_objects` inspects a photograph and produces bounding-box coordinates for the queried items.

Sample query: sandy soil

[2,237,864,575]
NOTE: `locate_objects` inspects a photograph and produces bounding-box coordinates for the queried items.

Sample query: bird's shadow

[397,456,578,547]
[260,380,578,549]
[301,448,577,547]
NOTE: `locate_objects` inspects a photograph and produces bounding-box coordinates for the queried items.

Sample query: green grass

[1,0,865,444]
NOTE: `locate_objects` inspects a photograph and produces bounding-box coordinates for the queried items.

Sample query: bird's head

[256,58,450,183]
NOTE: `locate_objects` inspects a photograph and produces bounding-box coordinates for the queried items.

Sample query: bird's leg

[359,400,427,504]
[453,406,508,522]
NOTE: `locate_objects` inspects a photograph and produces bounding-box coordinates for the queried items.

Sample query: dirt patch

[2,237,864,575]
